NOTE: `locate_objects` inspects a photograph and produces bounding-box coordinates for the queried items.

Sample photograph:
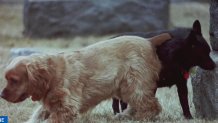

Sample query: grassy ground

[0,2,216,123]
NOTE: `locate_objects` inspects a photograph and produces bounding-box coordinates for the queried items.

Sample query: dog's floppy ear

[26,62,51,101]
[26,63,46,81]
[26,63,36,82]
[192,20,202,35]
[149,33,172,47]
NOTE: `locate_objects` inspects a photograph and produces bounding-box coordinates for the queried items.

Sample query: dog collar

[183,71,189,80]
[181,69,189,80]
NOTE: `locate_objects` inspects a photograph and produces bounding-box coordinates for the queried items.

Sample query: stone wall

[0,0,23,4]
[23,0,169,38]
[171,0,208,3]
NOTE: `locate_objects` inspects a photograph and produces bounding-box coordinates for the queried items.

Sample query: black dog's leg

[176,82,193,119]
[120,100,128,112]
[112,98,120,114]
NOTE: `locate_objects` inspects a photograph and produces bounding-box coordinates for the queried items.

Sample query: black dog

[112,20,216,119]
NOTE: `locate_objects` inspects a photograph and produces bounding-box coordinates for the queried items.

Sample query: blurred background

[0,0,212,123]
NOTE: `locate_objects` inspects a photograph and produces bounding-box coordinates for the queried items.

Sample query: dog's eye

[10,78,18,84]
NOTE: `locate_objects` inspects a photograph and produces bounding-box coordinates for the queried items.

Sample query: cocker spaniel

[1,34,171,123]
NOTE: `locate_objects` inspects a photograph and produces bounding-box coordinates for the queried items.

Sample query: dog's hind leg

[118,65,162,120]
[120,100,128,112]
[121,86,161,120]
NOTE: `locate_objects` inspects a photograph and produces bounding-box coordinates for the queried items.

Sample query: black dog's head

[174,20,216,70]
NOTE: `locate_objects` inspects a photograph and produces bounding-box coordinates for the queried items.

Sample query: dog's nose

[203,61,216,70]
[0,91,5,98]
[0,89,8,99]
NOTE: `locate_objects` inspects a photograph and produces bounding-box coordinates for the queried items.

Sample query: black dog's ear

[185,20,202,44]
[192,20,202,34]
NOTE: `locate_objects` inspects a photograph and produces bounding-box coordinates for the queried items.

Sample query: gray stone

[210,0,218,51]
[0,0,23,4]
[192,51,218,119]
[10,48,41,58]
[23,0,169,38]
[171,0,208,3]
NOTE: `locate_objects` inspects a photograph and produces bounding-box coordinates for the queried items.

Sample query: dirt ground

[0,2,217,123]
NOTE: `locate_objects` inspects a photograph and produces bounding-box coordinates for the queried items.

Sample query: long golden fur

[1,35,165,122]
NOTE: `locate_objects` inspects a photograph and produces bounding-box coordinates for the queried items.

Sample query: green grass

[0,2,216,123]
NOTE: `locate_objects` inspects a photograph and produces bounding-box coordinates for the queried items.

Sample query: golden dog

[1,34,171,123]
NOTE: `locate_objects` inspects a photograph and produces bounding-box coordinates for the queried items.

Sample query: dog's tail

[149,33,172,47]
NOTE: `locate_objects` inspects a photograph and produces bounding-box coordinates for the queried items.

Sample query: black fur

[112,20,216,119]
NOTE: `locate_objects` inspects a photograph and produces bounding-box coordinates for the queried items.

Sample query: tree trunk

[210,0,218,51]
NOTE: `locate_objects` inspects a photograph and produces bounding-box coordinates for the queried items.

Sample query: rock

[171,0,208,3]
[23,0,169,38]
[0,0,23,4]
[191,51,218,119]
[10,48,41,58]
[210,0,218,51]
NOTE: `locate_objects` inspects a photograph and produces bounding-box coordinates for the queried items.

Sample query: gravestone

[23,0,169,38]
[192,52,218,119]
[171,0,208,3]
[191,0,218,119]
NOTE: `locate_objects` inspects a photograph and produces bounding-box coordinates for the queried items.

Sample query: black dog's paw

[184,114,193,119]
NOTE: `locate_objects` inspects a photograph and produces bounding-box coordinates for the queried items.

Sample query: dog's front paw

[184,114,193,119]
